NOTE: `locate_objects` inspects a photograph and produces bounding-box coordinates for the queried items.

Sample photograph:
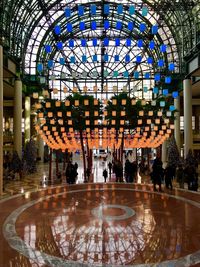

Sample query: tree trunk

[63,150,67,172]
[80,129,87,182]
[49,148,52,183]
[56,150,59,177]
[121,133,124,165]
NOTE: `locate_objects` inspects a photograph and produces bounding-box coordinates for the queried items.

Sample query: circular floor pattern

[2,185,200,267]
[91,204,136,221]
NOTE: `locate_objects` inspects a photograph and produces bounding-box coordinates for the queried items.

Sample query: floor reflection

[12,187,200,266]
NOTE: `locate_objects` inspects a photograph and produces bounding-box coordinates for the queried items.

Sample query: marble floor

[1,183,200,267]
[1,157,200,266]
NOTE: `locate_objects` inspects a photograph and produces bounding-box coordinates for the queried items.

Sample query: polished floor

[1,183,200,267]
[1,157,200,266]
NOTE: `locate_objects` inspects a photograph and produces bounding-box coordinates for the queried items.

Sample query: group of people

[151,156,198,192]
[3,151,23,180]
[102,155,199,192]
[103,159,139,183]
[103,160,124,183]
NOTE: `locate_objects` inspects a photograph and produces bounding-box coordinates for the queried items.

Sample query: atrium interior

[1,0,200,266]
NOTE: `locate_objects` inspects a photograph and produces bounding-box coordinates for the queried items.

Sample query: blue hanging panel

[117,5,123,14]
[78,5,84,16]
[104,4,110,15]
[54,25,61,35]
[91,5,96,15]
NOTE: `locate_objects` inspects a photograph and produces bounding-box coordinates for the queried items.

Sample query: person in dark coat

[103,169,108,183]
[152,156,163,192]
[164,164,174,190]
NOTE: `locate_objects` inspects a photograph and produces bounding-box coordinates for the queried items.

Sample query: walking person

[103,168,108,183]
[152,156,163,192]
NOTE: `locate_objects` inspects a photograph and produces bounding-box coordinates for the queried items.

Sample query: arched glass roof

[0,0,199,98]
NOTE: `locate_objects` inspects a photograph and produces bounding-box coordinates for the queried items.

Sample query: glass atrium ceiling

[0,0,199,98]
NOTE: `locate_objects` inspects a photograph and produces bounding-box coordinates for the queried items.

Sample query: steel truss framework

[0,0,199,98]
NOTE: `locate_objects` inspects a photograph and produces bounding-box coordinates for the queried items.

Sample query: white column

[0,46,3,195]
[14,79,22,159]
[161,141,167,168]
[174,96,181,153]
[38,135,44,162]
[25,96,31,143]
[183,79,193,158]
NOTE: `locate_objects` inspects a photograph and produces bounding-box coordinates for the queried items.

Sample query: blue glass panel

[144,73,150,79]
[70,56,75,63]
[56,42,63,50]
[126,39,131,46]
[136,55,142,63]
[104,54,109,62]
[137,39,143,48]
[92,38,97,46]
[91,4,96,15]
[91,21,97,30]
[81,39,86,47]
[54,25,61,35]
[160,101,165,107]
[158,59,164,67]
[78,5,84,16]
[104,38,109,46]
[37,63,43,72]
[169,63,175,71]
[128,21,134,30]
[93,55,97,62]
[80,22,85,30]
[149,41,155,49]
[129,6,135,15]
[104,4,110,15]
[48,60,53,68]
[59,58,65,65]
[152,25,158,34]
[147,57,153,64]
[104,20,110,30]
[155,73,161,81]
[163,89,169,95]
[69,40,74,48]
[82,55,87,62]
[45,45,51,53]
[172,91,179,98]
[134,71,139,78]
[142,7,148,16]
[153,87,158,94]
[116,21,122,30]
[65,8,71,17]
[165,76,171,84]
[160,44,167,52]
[113,71,119,77]
[139,23,146,32]
[67,23,73,32]
[124,71,129,78]
[117,5,123,14]
[115,55,119,62]
[115,38,120,46]
[169,105,175,111]
[125,54,130,62]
